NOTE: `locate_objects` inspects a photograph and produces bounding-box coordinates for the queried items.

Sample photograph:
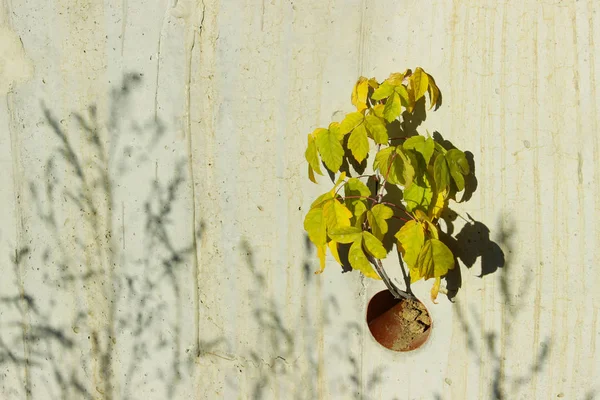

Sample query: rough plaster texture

[1,0,599,399]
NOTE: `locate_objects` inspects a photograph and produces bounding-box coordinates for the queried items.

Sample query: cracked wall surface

[1,0,599,399]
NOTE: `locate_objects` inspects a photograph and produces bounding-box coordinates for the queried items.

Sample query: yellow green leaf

[328,240,342,265]
[410,67,429,101]
[367,204,393,240]
[367,78,380,89]
[373,146,395,178]
[362,231,387,259]
[386,72,406,86]
[305,134,323,175]
[353,201,367,221]
[403,135,435,165]
[365,115,388,144]
[412,238,454,282]
[304,207,327,246]
[323,199,352,231]
[395,220,425,269]
[372,82,395,101]
[348,123,369,163]
[311,191,334,209]
[348,240,380,279]
[387,148,415,187]
[329,226,363,243]
[329,122,344,140]
[315,244,326,274]
[371,104,385,118]
[334,171,347,189]
[344,178,370,218]
[430,277,441,302]
[433,154,451,192]
[383,92,401,122]
[340,112,365,135]
[351,77,369,112]
[316,128,344,172]
[445,149,469,191]
[395,85,410,108]
[403,173,433,212]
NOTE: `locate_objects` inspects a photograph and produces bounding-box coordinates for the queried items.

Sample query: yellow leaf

[304,207,327,246]
[348,124,369,163]
[348,240,380,279]
[395,220,425,269]
[316,127,344,172]
[429,189,447,220]
[310,191,334,209]
[386,72,406,86]
[315,244,326,274]
[410,67,429,101]
[372,82,395,101]
[334,171,347,189]
[414,238,455,282]
[362,231,387,259]
[427,73,440,110]
[368,78,380,89]
[308,165,316,183]
[305,134,322,176]
[430,277,441,303]
[351,77,369,112]
[371,104,385,118]
[328,240,342,264]
[323,199,352,231]
[365,115,388,144]
[340,112,365,135]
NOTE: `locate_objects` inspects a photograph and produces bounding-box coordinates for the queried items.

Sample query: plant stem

[367,254,412,300]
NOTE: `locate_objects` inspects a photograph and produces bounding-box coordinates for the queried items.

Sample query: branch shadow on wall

[0,73,209,400]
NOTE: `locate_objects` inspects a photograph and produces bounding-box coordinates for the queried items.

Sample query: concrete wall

[1,0,599,399]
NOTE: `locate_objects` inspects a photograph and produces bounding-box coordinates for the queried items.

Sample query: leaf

[427,73,440,110]
[445,149,470,191]
[365,115,388,144]
[304,208,327,246]
[403,135,435,165]
[311,191,334,209]
[329,122,344,141]
[367,204,393,240]
[351,77,369,112]
[388,147,415,187]
[396,85,410,108]
[410,67,429,101]
[322,199,352,231]
[395,220,425,268]
[373,146,395,177]
[316,244,326,274]
[362,231,387,259]
[412,238,455,282]
[328,240,342,265]
[433,154,451,192]
[403,174,433,212]
[353,201,367,221]
[371,104,385,118]
[329,226,363,243]
[340,112,365,135]
[347,123,369,163]
[308,165,316,183]
[305,134,323,176]
[348,240,380,279]
[429,189,447,219]
[430,277,441,302]
[372,82,395,100]
[334,171,347,189]
[383,92,401,122]
[316,128,344,172]
[344,178,370,218]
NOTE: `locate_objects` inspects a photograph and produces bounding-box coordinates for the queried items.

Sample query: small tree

[303,68,472,301]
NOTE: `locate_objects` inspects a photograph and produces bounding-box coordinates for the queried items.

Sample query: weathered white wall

[1,0,599,399]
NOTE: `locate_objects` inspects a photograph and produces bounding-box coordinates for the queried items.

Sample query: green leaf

[411,67,429,101]
[433,154,451,192]
[340,112,365,135]
[304,208,327,246]
[305,134,323,176]
[383,92,401,122]
[316,128,344,172]
[365,115,388,144]
[403,136,435,165]
[445,149,470,191]
[347,123,369,163]
[362,231,387,259]
[348,240,380,279]
[403,173,433,212]
[412,238,454,282]
[394,220,425,269]
[322,199,352,231]
[328,226,363,243]
[367,204,393,240]
[371,82,395,100]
